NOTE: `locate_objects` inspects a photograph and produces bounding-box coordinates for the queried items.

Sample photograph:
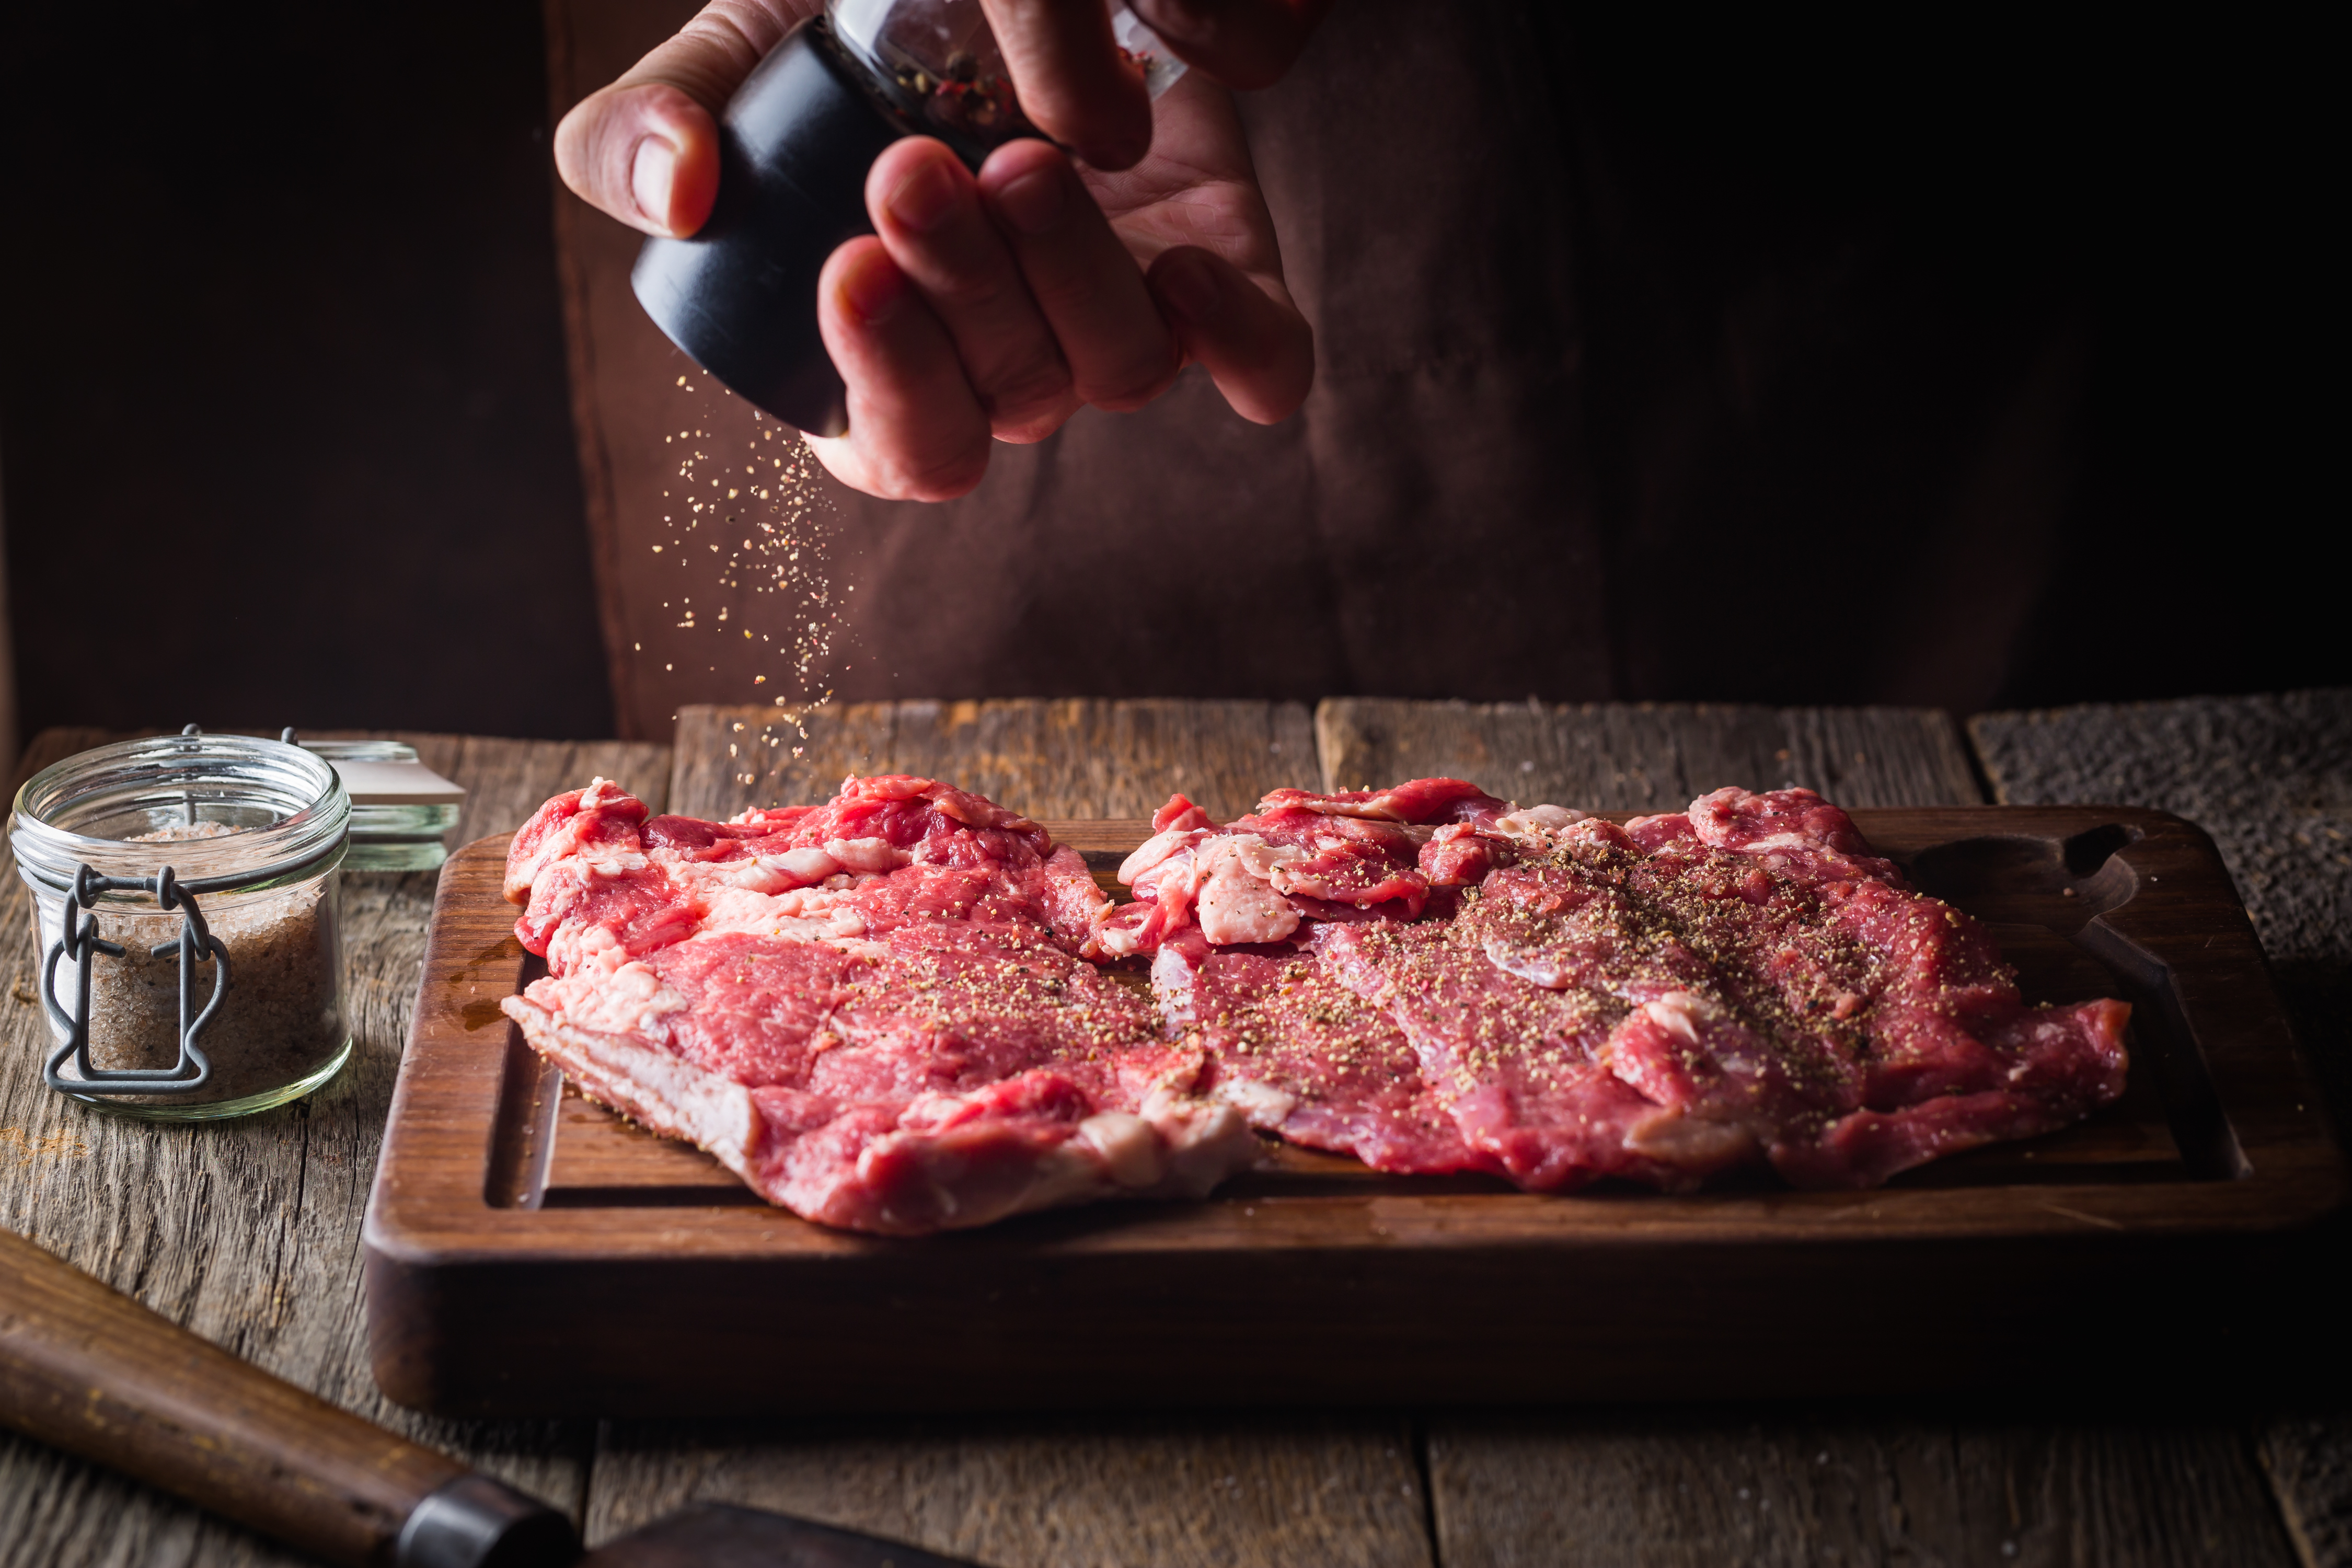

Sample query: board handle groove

[0,1227,574,1567]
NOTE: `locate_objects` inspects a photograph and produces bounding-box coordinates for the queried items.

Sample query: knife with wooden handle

[0,1227,977,1566]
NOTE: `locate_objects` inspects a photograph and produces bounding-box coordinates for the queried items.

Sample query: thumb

[976,0,1156,170]
[554,2,816,237]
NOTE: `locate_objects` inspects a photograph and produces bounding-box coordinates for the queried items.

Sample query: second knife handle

[0,1227,574,1567]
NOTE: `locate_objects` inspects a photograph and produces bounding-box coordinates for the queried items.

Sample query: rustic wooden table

[4,696,2347,1567]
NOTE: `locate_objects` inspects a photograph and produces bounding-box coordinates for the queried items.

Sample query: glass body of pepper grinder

[631,0,1185,437]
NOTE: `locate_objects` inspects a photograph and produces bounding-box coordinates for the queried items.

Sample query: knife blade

[1,1227,981,1568]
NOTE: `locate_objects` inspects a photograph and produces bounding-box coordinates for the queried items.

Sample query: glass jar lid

[11,733,350,903]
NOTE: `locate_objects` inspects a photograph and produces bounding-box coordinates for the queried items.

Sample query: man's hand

[553,0,1326,499]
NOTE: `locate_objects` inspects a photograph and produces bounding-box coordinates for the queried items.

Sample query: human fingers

[1126,0,1334,90]
[978,140,1181,412]
[868,139,1080,444]
[976,0,1155,170]
[806,238,994,500]
[1148,246,1313,424]
[1076,76,1313,420]
[553,0,816,238]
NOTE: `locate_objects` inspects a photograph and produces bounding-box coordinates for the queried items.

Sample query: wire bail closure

[42,862,229,1096]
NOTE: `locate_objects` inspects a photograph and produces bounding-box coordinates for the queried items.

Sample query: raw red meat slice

[503,777,649,904]
[499,776,1259,1235]
[1090,779,1542,960]
[1254,778,1509,824]
[1315,876,1737,1190]
[1311,789,2128,1190]
[1154,931,1498,1175]
[503,772,1113,974]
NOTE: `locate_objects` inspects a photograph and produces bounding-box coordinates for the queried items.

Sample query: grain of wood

[2262,1417,2352,1568]
[592,700,1429,1568]
[1970,691,2352,969]
[1428,1412,2297,1568]
[586,1416,1434,1568]
[1317,699,1984,811]
[673,699,1317,824]
[1974,691,2352,1568]
[0,729,664,1567]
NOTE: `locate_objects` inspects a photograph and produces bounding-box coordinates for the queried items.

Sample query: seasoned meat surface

[498,775,2130,1228]
[499,775,1256,1235]
[1152,784,2129,1191]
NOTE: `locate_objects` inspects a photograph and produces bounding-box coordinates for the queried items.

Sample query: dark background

[0,0,612,741]
[1,4,2335,743]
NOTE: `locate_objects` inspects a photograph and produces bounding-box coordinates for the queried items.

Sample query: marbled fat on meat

[499,775,1257,1235]
[1155,931,1498,1175]
[1089,777,1527,960]
[1152,783,2130,1192]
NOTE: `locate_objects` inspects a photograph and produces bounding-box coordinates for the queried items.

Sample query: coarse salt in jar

[11,733,352,1120]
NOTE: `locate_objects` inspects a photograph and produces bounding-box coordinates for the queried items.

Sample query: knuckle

[1081,357,1180,412]
[886,442,989,501]
[925,269,1017,314]
[979,356,1075,420]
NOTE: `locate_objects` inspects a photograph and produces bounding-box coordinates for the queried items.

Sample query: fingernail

[840,251,905,325]
[886,157,961,233]
[632,136,677,229]
[1157,252,1223,321]
[994,167,1067,235]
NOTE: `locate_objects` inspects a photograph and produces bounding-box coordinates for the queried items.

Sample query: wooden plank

[582,700,1426,1568]
[2261,1416,2352,1568]
[672,699,1318,823]
[431,734,672,844]
[0,729,665,1566]
[584,1417,1433,1568]
[1428,1413,2297,1567]
[1973,691,2352,1568]
[1317,698,1984,811]
[1335,706,2294,1568]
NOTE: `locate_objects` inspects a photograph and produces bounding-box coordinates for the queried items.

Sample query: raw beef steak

[1126,779,1596,1175]
[499,776,1258,1235]
[1154,784,2130,1191]
[1155,931,1500,1176]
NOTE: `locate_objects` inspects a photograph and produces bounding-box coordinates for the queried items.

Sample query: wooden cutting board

[363,808,2344,1416]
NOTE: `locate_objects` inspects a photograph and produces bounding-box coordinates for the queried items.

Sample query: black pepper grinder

[631,0,1185,436]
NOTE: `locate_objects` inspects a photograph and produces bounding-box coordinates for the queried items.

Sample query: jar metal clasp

[42,863,228,1096]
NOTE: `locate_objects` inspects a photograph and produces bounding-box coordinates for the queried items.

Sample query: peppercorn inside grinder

[631,0,1185,436]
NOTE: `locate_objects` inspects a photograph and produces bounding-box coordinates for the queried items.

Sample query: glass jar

[297,738,462,871]
[11,734,352,1120]
[828,0,1185,161]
